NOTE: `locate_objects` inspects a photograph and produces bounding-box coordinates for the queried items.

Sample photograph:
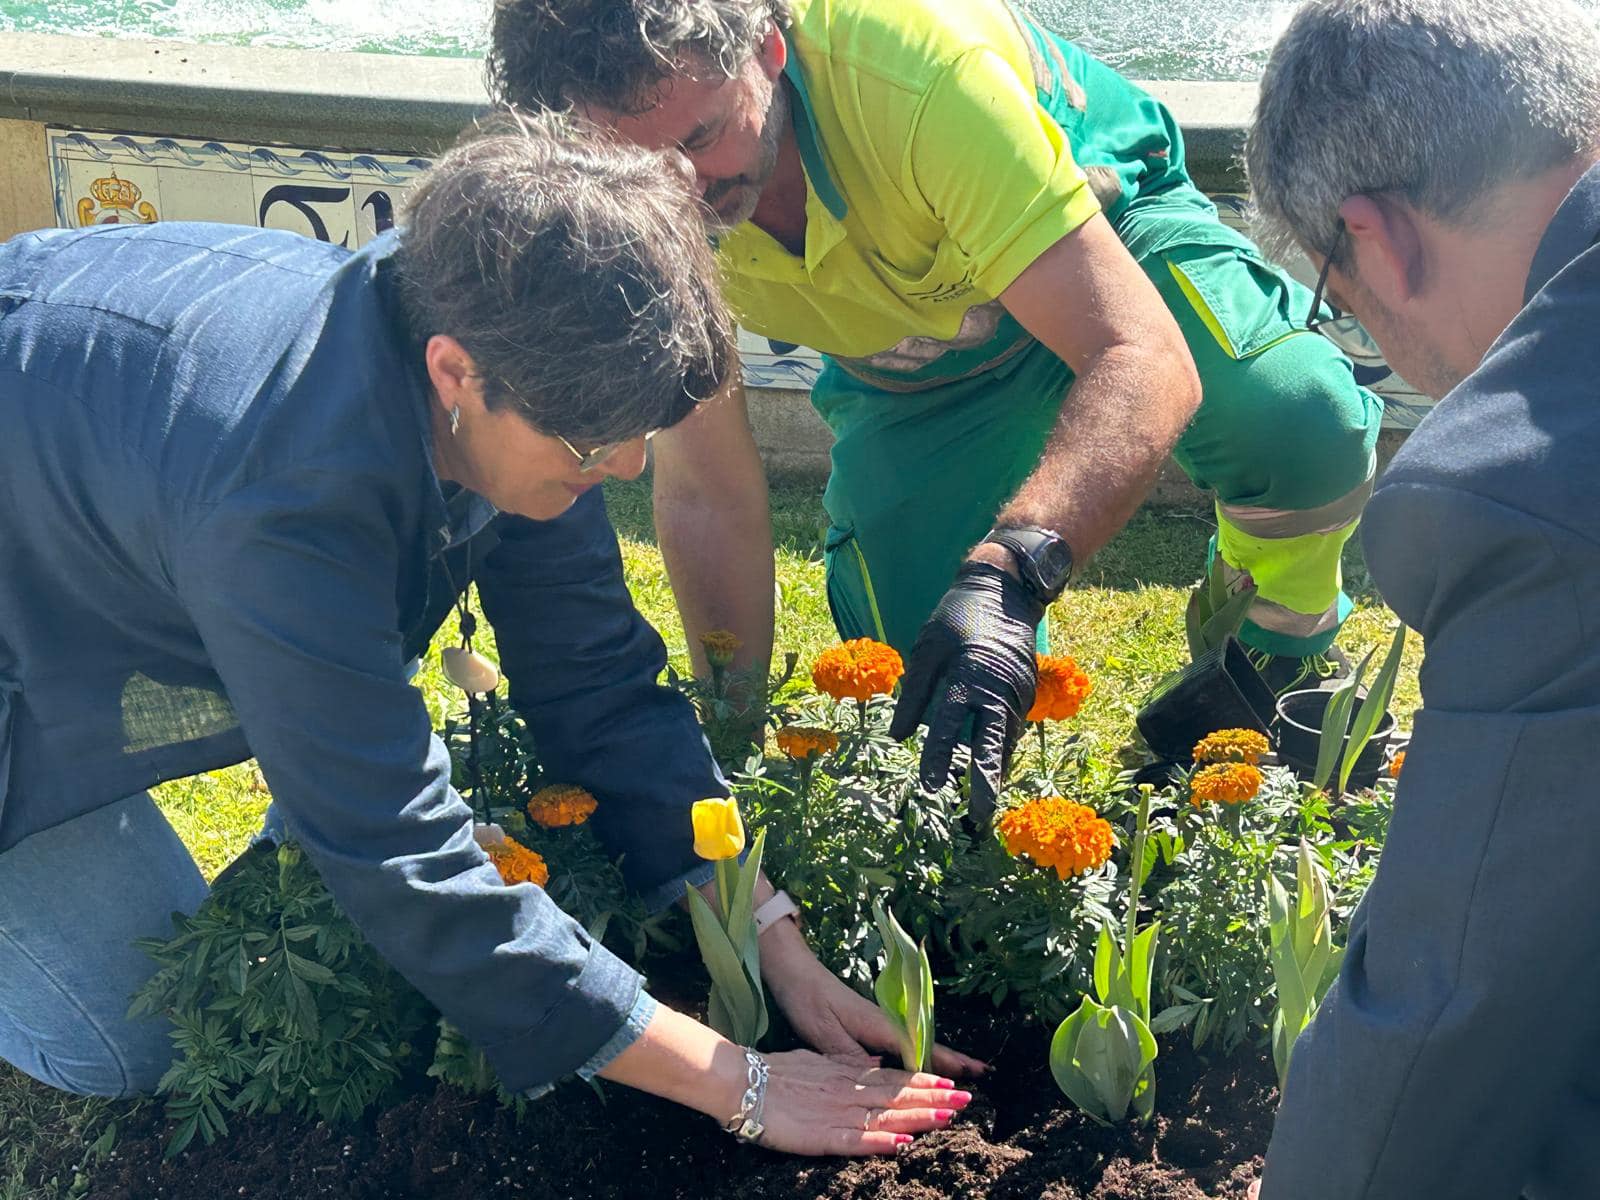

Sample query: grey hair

[486,0,791,115]
[1246,0,1600,264]
[393,109,734,444]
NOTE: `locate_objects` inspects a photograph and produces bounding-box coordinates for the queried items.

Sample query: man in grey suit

[1244,0,1600,1196]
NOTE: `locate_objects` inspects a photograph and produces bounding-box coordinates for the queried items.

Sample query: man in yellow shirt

[489,0,1381,815]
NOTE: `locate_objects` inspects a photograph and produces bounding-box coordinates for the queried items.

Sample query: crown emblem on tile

[76,171,159,227]
[89,173,142,209]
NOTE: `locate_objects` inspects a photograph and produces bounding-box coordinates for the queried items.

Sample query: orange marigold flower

[699,630,741,669]
[1193,728,1271,765]
[775,725,840,761]
[484,836,550,888]
[1190,762,1264,807]
[1388,750,1406,779]
[811,638,905,703]
[1027,654,1093,722]
[997,796,1115,880]
[526,783,598,829]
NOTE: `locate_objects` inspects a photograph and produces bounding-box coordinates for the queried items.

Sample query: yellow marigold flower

[1193,728,1271,765]
[775,725,840,761]
[1190,762,1264,807]
[811,638,904,703]
[484,837,550,888]
[997,796,1115,880]
[700,630,741,669]
[526,783,598,829]
[1389,750,1406,779]
[1026,654,1093,722]
[692,797,745,861]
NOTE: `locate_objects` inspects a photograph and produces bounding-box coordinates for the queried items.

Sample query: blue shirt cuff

[643,859,718,914]
[517,989,658,1101]
[577,989,658,1080]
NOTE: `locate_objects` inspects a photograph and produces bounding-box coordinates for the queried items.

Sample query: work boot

[1247,644,1352,695]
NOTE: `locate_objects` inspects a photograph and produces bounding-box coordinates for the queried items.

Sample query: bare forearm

[658,491,775,677]
[981,343,1198,565]
[596,1003,748,1118]
[651,381,776,680]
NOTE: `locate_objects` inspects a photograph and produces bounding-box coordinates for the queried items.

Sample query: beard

[701,79,789,234]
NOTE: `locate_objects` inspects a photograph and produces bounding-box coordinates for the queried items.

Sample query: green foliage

[1313,623,1406,794]
[1049,786,1161,1124]
[1339,624,1407,794]
[686,829,771,1046]
[1184,556,1258,662]
[1267,840,1345,1089]
[735,693,963,990]
[1050,997,1159,1124]
[871,901,935,1072]
[128,842,435,1156]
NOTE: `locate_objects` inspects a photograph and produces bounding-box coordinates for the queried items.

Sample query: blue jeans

[0,793,208,1097]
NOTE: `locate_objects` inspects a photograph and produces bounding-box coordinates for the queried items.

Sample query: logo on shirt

[909,278,976,304]
[75,172,159,227]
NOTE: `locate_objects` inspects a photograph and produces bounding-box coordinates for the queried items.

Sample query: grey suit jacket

[1262,164,1600,1198]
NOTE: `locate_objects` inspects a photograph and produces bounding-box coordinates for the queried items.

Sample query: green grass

[0,475,1421,1194]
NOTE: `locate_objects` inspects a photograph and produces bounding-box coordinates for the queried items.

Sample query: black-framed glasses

[554,428,661,473]
[1306,219,1348,333]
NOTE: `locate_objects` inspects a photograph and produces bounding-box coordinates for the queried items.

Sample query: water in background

[0,0,1393,81]
[4,0,1600,80]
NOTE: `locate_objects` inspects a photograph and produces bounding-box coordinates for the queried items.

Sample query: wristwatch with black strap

[981,525,1075,605]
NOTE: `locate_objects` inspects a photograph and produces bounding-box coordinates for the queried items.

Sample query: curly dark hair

[394,110,734,444]
[487,0,791,115]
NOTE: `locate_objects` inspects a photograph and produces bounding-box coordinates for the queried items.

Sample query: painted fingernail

[895,1134,914,1145]
[936,1078,957,1089]
[935,1109,955,1122]
[948,1091,973,1106]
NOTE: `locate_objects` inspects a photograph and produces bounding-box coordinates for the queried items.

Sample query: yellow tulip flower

[691,798,746,861]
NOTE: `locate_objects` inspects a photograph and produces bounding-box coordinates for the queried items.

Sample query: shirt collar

[781,31,848,222]
[1525,159,1600,303]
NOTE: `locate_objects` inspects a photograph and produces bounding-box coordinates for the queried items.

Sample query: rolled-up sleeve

[1262,482,1600,1198]
[476,488,725,912]
[176,468,643,1094]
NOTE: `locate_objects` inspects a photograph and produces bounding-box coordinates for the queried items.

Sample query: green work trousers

[819,204,1383,659]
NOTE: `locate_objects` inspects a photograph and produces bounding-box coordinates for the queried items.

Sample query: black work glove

[889,562,1044,825]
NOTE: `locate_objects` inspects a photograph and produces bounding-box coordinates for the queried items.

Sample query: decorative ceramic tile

[46,128,430,249]
[41,130,1427,426]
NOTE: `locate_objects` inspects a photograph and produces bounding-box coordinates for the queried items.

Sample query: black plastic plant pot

[1135,636,1277,764]
[1276,688,1396,792]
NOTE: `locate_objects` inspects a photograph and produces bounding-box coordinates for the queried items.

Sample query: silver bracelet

[721,1048,769,1144]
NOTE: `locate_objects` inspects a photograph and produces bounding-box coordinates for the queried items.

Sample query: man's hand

[760,915,988,1080]
[888,561,1043,824]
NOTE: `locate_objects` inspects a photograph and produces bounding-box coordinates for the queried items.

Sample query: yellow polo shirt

[717,0,1102,363]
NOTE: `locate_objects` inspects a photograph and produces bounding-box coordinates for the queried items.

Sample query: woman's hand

[758,1050,971,1156]
[760,915,988,1080]
[596,1003,969,1157]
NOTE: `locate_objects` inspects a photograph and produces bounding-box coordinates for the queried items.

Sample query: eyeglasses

[553,428,661,473]
[468,371,660,473]
[1306,219,1349,333]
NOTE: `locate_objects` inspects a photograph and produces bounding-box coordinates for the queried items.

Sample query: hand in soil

[759,1051,971,1155]
[1247,1181,1261,1199]
[761,918,988,1079]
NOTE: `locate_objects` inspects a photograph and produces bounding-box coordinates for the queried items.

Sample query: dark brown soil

[31,984,1275,1200]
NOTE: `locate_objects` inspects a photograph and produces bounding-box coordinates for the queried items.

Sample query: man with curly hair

[489,0,1381,814]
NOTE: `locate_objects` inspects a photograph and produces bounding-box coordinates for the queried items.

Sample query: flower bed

[50,633,1400,1198]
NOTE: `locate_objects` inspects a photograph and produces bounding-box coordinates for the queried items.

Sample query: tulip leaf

[872,900,934,1070]
[1339,624,1407,794]
[1312,649,1372,791]
[686,884,760,1044]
